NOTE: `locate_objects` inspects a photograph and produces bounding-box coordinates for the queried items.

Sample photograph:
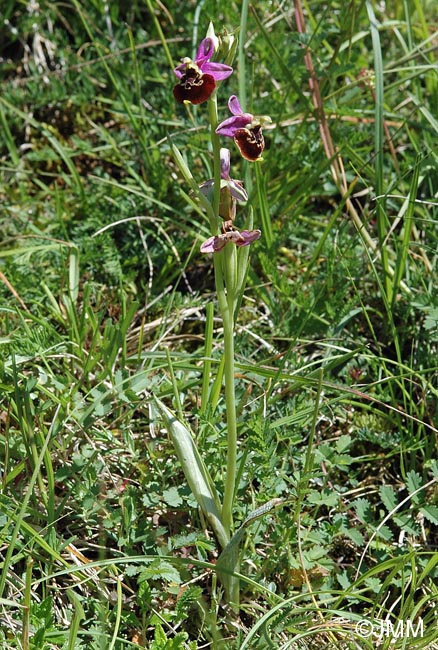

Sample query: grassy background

[1,0,438,648]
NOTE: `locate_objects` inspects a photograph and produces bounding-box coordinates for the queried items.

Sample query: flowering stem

[213,242,239,609]
[221,245,238,536]
[208,94,238,539]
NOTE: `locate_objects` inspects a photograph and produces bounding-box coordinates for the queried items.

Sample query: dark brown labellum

[222,219,235,233]
[234,125,265,161]
[173,69,216,105]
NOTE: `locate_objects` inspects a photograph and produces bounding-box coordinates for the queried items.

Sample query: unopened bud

[216,28,238,67]
[205,22,219,53]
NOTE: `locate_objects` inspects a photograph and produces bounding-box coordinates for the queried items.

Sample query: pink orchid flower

[173,38,233,105]
[200,229,261,253]
[216,95,271,161]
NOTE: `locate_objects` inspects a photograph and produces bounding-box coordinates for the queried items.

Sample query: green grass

[1,0,438,648]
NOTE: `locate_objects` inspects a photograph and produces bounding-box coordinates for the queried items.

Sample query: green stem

[208,94,237,538]
[212,247,238,539]
[214,244,239,609]
[221,246,238,536]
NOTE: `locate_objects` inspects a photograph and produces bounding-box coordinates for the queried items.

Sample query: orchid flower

[200,148,248,221]
[173,38,233,105]
[216,95,272,161]
[200,228,261,253]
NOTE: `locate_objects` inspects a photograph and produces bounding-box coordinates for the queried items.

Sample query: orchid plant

[156,25,272,610]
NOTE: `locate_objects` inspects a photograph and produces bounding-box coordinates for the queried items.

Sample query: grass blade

[391,155,420,303]
[366,0,391,300]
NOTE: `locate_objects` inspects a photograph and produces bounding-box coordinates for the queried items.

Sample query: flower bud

[215,28,238,67]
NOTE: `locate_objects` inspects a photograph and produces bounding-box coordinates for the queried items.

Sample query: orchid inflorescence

[173,32,271,252]
[170,27,273,604]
